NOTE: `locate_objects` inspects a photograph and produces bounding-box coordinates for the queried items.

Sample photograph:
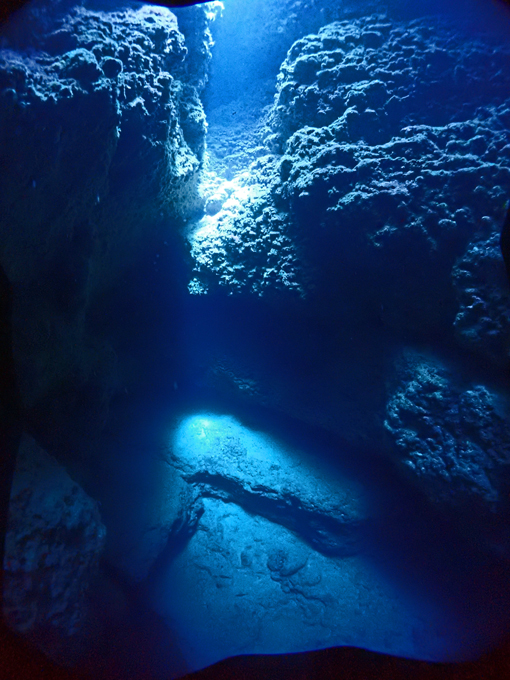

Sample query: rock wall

[385,350,510,511]
[0,0,210,443]
[193,15,510,328]
[3,433,106,662]
[453,230,510,367]
[188,13,510,514]
[2,3,510,673]
[0,2,211,664]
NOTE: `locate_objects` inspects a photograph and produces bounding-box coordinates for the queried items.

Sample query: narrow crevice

[183,470,368,558]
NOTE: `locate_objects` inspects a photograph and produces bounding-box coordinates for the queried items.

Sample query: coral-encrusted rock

[453,229,510,367]
[191,15,510,344]
[277,112,510,335]
[188,14,510,454]
[188,155,303,296]
[267,16,510,336]
[0,1,209,441]
[3,433,106,658]
[268,17,510,151]
[0,3,203,288]
[384,351,510,511]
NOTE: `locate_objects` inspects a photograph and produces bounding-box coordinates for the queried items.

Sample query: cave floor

[87,385,510,677]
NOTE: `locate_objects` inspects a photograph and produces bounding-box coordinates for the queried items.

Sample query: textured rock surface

[205,0,381,112]
[385,351,510,510]
[188,14,510,499]
[165,414,368,557]
[267,17,510,149]
[148,497,454,671]
[3,433,106,658]
[100,410,368,581]
[188,157,303,296]
[143,412,462,671]
[3,4,510,676]
[268,17,510,336]
[453,229,510,366]
[0,1,209,447]
[193,16,510,338]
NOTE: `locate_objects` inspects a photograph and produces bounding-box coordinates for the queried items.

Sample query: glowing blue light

[142,413,457,672]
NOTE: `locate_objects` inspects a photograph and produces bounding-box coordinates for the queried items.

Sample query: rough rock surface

[101,410,368,581]
[0,1,210,445]
[148,497,453,672]
[3,433,106,659]
[187,15,510,501]
[188,156,303,296]
[3,4,510,675]
[165,414,368,558]
[143,412,460,671]
[205,0,381,112]
[277,113,510,331]
[385,350,510,510]
[453,229,510,367]
[267,17,510,150]
[192,16,510,339]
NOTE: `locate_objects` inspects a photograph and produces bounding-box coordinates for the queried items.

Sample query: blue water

[3,0,510,677]
[100,0,510,671]
[91,369,510,675]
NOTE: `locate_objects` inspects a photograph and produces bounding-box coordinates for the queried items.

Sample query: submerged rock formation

[166,414,368,557]
[143,413,461,670]
[192,16,510,333]
[188,14,510,516]
[0,0,210,446]
[0,1,210,670]
[3,433,106,661]
[2,1,510,677]
[453,230,510,367]
[385,350,510,510]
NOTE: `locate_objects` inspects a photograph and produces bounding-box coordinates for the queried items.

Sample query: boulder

[3,433,106,662]
[385,350,510,511]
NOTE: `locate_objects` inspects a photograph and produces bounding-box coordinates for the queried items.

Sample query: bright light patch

[151,413,456,672]
[173,413,283,466]
[171,413,368,523]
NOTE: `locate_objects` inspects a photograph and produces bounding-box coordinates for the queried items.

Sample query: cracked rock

[164,413,369,558]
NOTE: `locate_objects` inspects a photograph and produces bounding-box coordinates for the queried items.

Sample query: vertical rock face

[3,433,106,660]
[0,0,210,445]
[187,13,510,517]
[204,0,382,112]
[192,15,510,322]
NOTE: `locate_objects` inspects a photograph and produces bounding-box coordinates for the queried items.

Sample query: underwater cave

[2,0,510,679]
